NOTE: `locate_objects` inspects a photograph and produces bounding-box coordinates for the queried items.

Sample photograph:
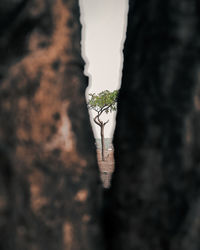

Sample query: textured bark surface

[3,1,200,250]
[105,0,200,250]
[0,1,103,250]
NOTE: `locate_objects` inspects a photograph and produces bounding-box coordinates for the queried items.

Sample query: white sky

[79,0,128,138]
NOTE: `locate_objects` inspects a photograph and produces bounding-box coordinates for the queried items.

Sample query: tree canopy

[88,89,118,114]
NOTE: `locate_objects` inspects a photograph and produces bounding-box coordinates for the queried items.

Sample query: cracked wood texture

[104,0,200,250]
[0,1,103,250]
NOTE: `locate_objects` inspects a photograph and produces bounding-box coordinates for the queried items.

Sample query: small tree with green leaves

[88,90,118,161]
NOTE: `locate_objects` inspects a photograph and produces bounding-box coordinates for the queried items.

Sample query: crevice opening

[79,0,129,188]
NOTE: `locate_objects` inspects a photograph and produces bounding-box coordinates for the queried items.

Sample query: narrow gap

[79,0,129,188]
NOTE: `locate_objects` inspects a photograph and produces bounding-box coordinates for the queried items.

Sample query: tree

[88,90,118,161]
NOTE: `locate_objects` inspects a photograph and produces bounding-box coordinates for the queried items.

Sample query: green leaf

[87,89,119,114]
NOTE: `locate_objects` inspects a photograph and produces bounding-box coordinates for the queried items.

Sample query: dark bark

[0,1,103,250]
[3,0,200,250]
[105,0,200,250]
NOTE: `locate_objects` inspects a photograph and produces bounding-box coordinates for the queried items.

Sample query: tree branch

[94,105,112,126]
[94,114,101,126]
[99,104,112,116]
[97,113,103,125]
[104,119,109,126]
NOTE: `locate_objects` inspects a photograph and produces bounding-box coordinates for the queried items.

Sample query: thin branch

[99,104,112,116]
[97,113,103,125]
[88,106,100,112]
[104,119,109,126]
[94,114,101,126]
[95,104,113,126]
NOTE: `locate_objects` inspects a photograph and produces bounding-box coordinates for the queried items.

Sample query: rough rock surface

[105,1,200,250]
[2,1,200,250]
[0,1,103,250]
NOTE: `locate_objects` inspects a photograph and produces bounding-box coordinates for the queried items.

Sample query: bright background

[79,0,128,138]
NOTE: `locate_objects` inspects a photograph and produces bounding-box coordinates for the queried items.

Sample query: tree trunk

[104,0,200,250]
[100,124,105,161]
[0,1,104,250]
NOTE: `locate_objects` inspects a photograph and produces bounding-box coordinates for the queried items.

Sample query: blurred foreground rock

[0,1,103,250]
[105,1,200,250]
[2,0,200,250]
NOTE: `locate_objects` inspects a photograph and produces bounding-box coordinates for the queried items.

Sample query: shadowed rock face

[0,1,103,250]
[105,0,200,250]
[2,0,200,250]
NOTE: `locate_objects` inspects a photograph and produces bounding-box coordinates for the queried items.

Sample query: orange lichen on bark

[0,0,101,249]
[29,169,48,212]
[22,0,72,80]
[44,101,74,152]
[74,189,88,202]
[4,0,85,169]
[82,214,91,223]
[63,222,73,250]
